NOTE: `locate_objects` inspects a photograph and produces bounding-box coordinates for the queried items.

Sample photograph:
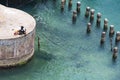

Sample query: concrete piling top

[102,32,106,35]
[73,10,77,14]
[90,9,95,14]
[77,1,81,6]
[87,23,91,26]
[61,0,64,2]
[97,12,102,18]
[116,31,120,36]
[110,25,114,27]
[104,18,108,24]
[0,4,36,39]
[63,0,66,3]
[86,7,90,11]
[110,25,114,29]
[101,32,106,37]
[113,47,118,53]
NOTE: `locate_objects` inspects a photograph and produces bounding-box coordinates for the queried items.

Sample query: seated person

[14,26,26,35]
[18,26,26,35]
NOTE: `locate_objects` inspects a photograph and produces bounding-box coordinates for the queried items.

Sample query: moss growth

[18,60,28,66]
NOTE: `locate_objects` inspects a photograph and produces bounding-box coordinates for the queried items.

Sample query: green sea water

[1,0,120,80]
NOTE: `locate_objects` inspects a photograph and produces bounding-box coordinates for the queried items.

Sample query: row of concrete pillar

[61,0,66,11]
[88,10,118,60]
[72,1,81,23]
[61,0,81,23]
[61,0,81,11]
[60,0,119,60]
[99,22,119,61]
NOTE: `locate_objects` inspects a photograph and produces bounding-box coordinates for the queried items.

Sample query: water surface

[1,0,120,80]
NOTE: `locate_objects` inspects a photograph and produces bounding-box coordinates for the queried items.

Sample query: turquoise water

[1,0,120,80]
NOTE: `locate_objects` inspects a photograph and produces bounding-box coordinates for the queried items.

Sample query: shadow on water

[0,50,56,79]
[112,58,117,65]
[36,50,56,61]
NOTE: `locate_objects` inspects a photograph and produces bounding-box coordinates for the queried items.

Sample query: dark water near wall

[1,0,120,80]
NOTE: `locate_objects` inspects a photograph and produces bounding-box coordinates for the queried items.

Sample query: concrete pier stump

[68,0,72,9]
[96,12,101,26]
[61,0,65,12]
[76,1,81,14]
[85,7,90,18]
[103,18,108,31]
[100,32,106,44]
[112,47,118,60]
[115,31,120,43]
[109,25,115,37]
[90,9,95,22]
[0,5,36,67]
[86,23,91,33]
[72,11,77,23]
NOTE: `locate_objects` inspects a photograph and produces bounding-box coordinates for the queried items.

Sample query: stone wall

[0,29,35,67]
